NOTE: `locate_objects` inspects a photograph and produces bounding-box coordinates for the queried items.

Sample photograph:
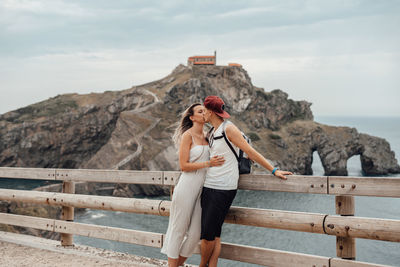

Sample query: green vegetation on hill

[9,95,78,122]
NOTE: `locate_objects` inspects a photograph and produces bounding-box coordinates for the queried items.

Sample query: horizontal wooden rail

[0,213,162,247]
[0,167,57,180]
[218,242,330,267]
[325,216,400,242]
[217,243,389,267]
[328,176,400,197]
[0,167,165,185]
[225,206,325,234]
[238,174,327,194]
[2,167,400,197]
[0,189,164,216]
[1,189,400,242]
[0,214,390,267]
[329,258,390,267]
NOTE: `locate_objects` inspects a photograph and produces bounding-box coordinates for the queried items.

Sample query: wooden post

[61,181,75,246]
[335,195,355,260]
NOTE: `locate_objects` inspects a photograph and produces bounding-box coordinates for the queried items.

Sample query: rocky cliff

[0,65,399,194]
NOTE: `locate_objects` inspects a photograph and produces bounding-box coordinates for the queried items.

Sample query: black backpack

[207,121,252,174]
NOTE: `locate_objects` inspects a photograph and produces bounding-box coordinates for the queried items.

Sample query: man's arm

[225,124,292,179]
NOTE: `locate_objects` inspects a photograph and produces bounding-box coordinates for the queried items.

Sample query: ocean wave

[90,213,106,219]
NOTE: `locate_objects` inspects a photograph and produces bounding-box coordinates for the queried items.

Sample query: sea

[1,116,400,266]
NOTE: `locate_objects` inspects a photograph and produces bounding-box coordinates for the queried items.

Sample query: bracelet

[272,167,278,175]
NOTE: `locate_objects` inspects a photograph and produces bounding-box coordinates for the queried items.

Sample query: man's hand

[274,170,293,180]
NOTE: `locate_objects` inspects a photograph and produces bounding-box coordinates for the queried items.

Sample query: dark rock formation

[359,133,400,175]
[273,121,400,176]
[0,64,399,197]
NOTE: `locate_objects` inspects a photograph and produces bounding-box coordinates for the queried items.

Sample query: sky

[0,0,399,117]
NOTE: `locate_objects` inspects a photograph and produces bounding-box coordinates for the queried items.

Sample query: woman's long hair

[173,103,202,147]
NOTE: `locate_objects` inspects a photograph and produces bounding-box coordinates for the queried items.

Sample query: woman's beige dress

[161,142,209,259]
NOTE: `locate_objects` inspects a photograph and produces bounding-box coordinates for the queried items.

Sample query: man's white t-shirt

[204,121,240,190]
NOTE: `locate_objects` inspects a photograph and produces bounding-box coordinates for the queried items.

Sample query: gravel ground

[0,231,174,267]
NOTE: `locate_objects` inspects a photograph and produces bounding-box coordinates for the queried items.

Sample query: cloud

[0,0,399,116]
[216,7,275,18]
[1,0,91,17]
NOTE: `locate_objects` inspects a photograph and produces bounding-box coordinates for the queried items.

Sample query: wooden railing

[0,167,399,267]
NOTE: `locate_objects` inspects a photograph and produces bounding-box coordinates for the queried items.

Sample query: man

[200,95,292,267]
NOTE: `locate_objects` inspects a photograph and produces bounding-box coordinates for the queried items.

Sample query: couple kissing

[161,96,292,267]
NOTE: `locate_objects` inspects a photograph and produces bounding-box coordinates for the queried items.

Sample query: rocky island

[0,64,399,197]
[1,63,399,237]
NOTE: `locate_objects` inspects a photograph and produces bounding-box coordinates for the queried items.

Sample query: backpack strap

[205,126,214,143]
[221,121,240,162]
[239,149,244,159]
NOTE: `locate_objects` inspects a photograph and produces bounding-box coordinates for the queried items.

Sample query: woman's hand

[274,170,293,180]
[209,155,225,167]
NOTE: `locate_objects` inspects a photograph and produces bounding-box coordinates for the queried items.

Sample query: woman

[161,103,225,267]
